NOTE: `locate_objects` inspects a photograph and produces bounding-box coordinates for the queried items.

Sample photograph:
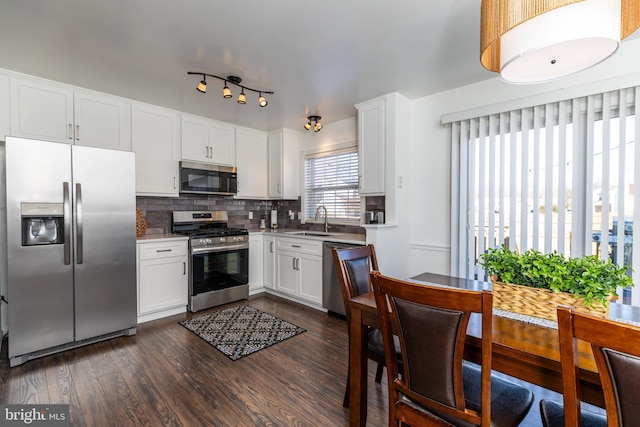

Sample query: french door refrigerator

[5,136,136,366]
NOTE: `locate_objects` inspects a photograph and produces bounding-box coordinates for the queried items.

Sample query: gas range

[172,210,250,312]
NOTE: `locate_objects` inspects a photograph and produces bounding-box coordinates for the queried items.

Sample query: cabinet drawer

[276,237,322,256]
[138,241,188,260]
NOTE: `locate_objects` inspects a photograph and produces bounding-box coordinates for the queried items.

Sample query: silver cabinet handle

[270,241,274,253]
[278,183,281,194]
[295,258,300,270]
[183,261,186,275]
[76,183,83,264]
[292,257,296,270]
[209,146,213,158]
[292,244,301,248]
[68,124,73,140]
[205,146,208,158]
[76,125,80,141]
[173,176,176,189]
[63,182,71,265]
[156,248,172,253]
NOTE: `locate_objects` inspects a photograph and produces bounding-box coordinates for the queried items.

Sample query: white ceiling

[0,0,497,131]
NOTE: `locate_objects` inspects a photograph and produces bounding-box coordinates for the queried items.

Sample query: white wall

[406,38,640,278]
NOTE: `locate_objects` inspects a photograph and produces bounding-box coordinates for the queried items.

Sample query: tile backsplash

[137,195,365,235]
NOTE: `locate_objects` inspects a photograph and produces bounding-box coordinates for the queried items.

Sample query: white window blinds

[303,148,360,222]
[450,86,640,306]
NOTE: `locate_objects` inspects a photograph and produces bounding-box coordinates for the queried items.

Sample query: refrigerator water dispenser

[21,203,64,246]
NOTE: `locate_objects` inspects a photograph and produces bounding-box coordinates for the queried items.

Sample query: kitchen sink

[285,231,341,237]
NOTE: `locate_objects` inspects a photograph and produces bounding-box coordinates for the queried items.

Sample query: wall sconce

[304,115,323,132]
[188,72,273,107]
[480,0,640,83]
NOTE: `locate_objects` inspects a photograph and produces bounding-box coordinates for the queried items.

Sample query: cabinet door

[357,99,385,195]
[132,104,180,196]
[138,256,188,315]
[276,251,298,296]
[249,234,264,292]
[268,131,283,197]
[235,127,267,198]
[181,113,209,162]
[0,73,10,140]
[263,236,276,290]
[268,129,299,199]
[74,90,131,151]
[298,254,322,304]
[209,120,236,166]
[10,77,73,143]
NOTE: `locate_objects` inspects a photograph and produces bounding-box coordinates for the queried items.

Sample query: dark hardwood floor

[0,294,389,426]
[0,293,578,426]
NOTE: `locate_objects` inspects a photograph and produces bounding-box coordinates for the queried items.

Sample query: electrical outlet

[248,211,253,220]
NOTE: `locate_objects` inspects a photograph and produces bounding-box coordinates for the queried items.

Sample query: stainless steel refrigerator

[5,136,136,366]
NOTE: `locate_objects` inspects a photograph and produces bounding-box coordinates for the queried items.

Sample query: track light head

[238,90,246,104]
[258,93,268,107]
[305,115,322,132]
[197,77,207,93]
[222,82,232,98]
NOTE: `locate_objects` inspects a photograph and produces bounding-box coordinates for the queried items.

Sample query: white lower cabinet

[248,233,264,294]
[273,237,323,306]
[263,235,276,290]
[136,239,188,323]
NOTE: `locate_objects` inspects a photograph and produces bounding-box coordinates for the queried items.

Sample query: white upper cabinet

[132,103,181,197]
[0,74,10,140]
[235,126,267,199]
[74,90,131,151]
[10,76,131,150]
[268,128,299,199]
[355,97,386,195]
[181,113,235,166]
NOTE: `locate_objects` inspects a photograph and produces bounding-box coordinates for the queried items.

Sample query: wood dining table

[347,272,640,427]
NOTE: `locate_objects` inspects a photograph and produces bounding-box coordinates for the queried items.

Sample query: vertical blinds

[303,148,360,222]
[450,86,640,306]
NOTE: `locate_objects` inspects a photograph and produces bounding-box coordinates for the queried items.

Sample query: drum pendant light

[480,0,640,84]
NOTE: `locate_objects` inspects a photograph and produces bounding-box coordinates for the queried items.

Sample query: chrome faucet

[315,205,330,233]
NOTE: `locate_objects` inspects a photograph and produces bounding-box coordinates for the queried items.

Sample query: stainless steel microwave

[179,161,238,195]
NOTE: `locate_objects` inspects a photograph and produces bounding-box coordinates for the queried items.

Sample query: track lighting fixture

[188,72,273,107]
[305,116,322,132]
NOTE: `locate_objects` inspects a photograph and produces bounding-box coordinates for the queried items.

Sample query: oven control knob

[220,237,226,243]
[207,239,212,244]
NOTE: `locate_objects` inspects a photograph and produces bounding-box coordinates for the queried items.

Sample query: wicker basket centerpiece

[480,246,631,322]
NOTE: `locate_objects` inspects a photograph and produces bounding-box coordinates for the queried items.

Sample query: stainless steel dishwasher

[323,241,363,316]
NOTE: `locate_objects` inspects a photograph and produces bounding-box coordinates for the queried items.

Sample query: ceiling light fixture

[480,0,640,84]
[305,115,322,132]
[188,72,274,106]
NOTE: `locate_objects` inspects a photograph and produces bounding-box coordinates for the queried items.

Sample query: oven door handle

[191,242,249,254]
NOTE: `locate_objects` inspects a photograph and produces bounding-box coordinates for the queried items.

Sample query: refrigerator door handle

[76,183,83,264]
[63,182,71,265]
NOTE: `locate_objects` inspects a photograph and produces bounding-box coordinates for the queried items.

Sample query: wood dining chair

[332,244,398,408]
[540,305,640,427]
[370,271,534,427]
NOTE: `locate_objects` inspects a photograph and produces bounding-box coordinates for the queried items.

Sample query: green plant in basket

[479,245,633,308]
